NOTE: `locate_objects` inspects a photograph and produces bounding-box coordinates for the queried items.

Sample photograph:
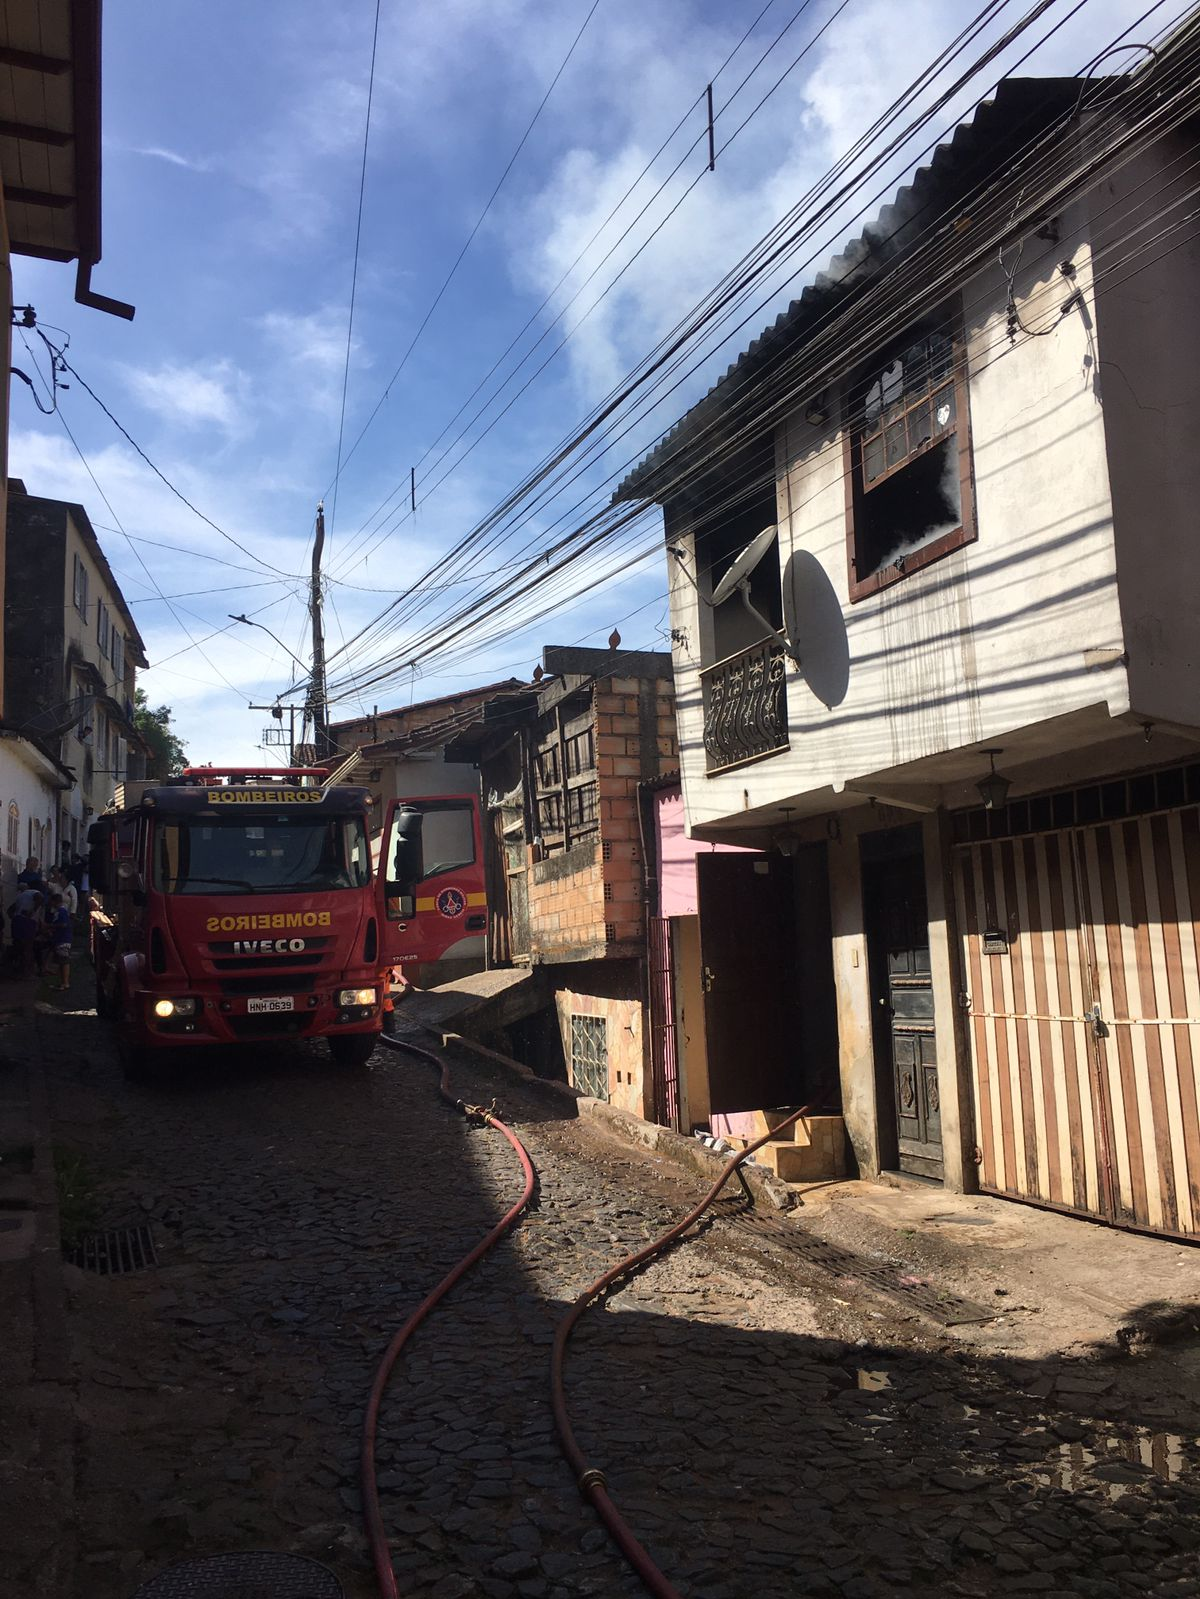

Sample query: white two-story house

[616,53,1200,1241]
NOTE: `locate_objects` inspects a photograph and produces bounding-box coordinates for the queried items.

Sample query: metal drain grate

[132,1552,343,1598]
[68,1223,157,1275]
[717,1207,994,1326]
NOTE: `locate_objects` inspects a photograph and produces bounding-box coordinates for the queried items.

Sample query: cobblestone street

[9,993,1200,1599]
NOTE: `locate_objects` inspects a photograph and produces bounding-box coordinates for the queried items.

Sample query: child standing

[46,892,72,992]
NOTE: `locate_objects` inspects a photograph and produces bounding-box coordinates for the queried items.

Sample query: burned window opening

[532,700,598,857]
[846,308,973,600]
[856,437,962,579]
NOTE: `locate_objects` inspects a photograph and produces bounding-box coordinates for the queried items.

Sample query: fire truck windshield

[152,813,371,896]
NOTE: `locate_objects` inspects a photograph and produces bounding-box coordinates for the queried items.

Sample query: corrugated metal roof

[614,77,1083,503]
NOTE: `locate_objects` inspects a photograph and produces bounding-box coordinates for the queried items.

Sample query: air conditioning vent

[363,916,378,964]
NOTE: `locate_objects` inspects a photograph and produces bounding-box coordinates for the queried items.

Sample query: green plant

[54,1148,101,1251]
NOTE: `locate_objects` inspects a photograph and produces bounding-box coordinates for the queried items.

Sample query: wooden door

[865,850,943,1179]
[696,852,800,1113]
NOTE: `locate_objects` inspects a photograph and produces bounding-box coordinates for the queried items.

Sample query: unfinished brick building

[445,645,677,1115]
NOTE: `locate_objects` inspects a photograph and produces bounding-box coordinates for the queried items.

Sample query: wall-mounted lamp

[775,805,799,856]
[976,749,1011,811]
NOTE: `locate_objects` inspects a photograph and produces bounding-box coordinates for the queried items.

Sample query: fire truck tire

[328,1034,376,1068]
[95,975,113,1020]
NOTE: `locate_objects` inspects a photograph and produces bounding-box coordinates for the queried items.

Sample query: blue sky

[8,0,1152,764]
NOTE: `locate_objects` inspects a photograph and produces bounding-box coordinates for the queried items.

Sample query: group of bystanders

[5,853,88,989]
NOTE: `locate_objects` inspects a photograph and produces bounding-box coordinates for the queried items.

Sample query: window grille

[6,803,18,857]
[570,1014,608,1101]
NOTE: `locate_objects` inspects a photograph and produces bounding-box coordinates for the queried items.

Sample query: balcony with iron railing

[700,636,789,774]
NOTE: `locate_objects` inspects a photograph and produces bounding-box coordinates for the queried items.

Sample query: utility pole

[307,501,330,763]
[249,703,304,765]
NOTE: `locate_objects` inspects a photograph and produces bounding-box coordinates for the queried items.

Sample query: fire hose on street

[368,1032,810,1599]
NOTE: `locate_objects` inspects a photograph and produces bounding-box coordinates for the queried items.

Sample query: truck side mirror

[389,809,424,894]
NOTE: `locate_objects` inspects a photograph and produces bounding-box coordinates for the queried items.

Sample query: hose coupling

[577,1466,608,1495]
[462,1099,498,1123]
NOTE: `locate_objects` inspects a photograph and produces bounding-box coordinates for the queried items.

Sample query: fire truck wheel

[94,975,113,1020]
[327,1034,375,1068]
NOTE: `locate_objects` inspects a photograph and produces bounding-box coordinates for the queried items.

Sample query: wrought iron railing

[701,637,789,773]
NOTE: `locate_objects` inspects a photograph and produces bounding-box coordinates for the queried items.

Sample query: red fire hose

[549,1103,812,1599]
[367,1031,809,1599]
[363,1035,536,1599]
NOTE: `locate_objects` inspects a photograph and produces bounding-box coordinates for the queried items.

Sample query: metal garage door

[955,809,1200,1238]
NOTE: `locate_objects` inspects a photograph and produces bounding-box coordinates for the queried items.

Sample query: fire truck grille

[218,975,318,996]
[211,953,325,972]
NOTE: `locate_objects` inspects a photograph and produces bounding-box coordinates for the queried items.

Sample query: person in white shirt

[50,868,78,919]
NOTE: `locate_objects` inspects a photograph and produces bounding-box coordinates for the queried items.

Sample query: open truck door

[376,794,487,972]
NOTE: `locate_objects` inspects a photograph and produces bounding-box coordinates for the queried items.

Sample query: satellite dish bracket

[734,578,802,669]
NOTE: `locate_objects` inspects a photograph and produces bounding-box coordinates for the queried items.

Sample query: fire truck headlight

[337,987,377,1008]
[154,997,196,1018]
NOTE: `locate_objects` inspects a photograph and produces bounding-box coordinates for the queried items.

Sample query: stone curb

[430,1027,796,1212]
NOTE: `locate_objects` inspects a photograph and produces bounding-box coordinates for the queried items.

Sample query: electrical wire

[325,0,606,506]
[323,140,1200,702]
[328,0,382,544]
[366,0,1196,665]
[321,0,1076,639]
[37,333,300,580]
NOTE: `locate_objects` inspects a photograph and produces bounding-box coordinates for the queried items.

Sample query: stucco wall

[554,973,645,1117]
[1091,131,1200,730]
[0,742,60,896]
[669,200,1130,837]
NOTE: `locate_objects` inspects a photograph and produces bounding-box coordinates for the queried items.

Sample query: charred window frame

[843,309,975,602]
[532,696,598,857]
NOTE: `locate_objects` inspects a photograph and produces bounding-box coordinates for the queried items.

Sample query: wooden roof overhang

[0,0,133,318]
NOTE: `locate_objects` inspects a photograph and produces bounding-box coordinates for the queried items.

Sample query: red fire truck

[88,768,486,1079]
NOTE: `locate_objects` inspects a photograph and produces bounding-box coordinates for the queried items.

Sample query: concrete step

[751,1117,848,1183]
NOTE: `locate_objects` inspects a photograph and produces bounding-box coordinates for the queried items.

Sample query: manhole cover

[130,1551,343,1598]
[68,1223,157,1275]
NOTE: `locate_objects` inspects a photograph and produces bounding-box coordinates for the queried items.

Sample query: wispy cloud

[118,358,249,434]
[130,144,212,172]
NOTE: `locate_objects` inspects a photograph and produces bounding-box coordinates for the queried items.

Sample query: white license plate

[247,996,295,1014]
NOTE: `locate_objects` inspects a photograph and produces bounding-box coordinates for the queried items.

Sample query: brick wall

[527,674,677,962]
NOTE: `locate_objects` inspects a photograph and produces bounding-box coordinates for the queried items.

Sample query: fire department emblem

[436,886,466,919]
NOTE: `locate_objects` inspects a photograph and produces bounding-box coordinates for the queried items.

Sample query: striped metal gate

[954,808,1200,1238]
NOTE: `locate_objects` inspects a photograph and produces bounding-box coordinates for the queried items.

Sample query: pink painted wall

[655,787,753,918]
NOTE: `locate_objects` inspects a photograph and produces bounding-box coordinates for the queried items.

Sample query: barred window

[570,1013,608,1100]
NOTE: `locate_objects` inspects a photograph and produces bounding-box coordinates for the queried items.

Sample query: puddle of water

[922,1212,995,1226]
[1035,1421,1196,1500]
[857,1369,892,1392]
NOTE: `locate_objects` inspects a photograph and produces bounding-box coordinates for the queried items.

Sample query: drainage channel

[68,1223,157,1275]
[712,1202,994,1326]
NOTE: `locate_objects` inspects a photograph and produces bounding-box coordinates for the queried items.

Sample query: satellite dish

[711,523,780,606]
[709,524,801,668]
